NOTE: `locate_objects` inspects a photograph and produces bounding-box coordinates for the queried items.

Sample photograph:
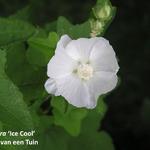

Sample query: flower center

[76,63,93,80]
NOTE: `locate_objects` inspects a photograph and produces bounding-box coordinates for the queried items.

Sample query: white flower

[45,35,119,109]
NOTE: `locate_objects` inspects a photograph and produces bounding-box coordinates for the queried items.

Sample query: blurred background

[0,0,150,150]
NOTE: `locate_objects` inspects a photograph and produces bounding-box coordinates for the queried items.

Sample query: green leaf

[0,135,30,150]
[81,97,107,134]
[0,50,7,79]
[48,32,59,48]
[26,40,51,67]
[32,128,68,150]
[9,6,32,22]
[45,21,57,33]
[5,42,46,104]
[28,115,68,150]
[67,97,114,150]
[57,16,91,39]
[69,131,115,150]
[36,128,68,150]
[26,32,58,67]
[0,18,35,46]
[0,122,30,150]
[57,0,116,38]
[32,27,48,38]
[51,96,88,136]
[96,96,108,115]
[0,49,33,130]
[51,96,107,136]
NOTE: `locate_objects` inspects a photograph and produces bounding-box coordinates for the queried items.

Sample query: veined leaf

[0,50,33,130]
[26,32,58,67]
[5,42,46,104]
[0,18,35,46]
[51,96,88,136]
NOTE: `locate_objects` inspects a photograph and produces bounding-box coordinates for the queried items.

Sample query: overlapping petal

[87,71,118,100]
[55,74,96,108]
[47,51,77,78]
[44,78,60,96]
[55,35,72,53]
[90,37,119,73]
[47,35,77,78]
[45,35,119,109]
[65,37,99,63]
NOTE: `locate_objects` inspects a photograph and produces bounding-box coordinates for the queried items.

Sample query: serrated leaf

[51,96,88,136]
[57,16,91,39]
[0,18,35,46]
[68,97,113,150]
[81,97,107,134]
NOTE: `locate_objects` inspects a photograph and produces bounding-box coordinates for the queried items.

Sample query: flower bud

[93,2,111,20]
[90,19,104,37]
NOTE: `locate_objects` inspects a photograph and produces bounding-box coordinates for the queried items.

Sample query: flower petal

[47,51,77,78]
[87,71,118,99]
[90,37,119,73]
[44,78,60,96]
[47,34,77,78]
[56,74,96,109]
[55,34,72,53]
[65,37,99,63]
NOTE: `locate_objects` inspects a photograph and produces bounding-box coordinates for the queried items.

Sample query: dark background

[0,0,150,150]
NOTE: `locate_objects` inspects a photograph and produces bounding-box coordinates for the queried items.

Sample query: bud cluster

[90,0,116,37]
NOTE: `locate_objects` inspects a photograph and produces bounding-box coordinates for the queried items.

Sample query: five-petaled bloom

[45,35,119,109]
